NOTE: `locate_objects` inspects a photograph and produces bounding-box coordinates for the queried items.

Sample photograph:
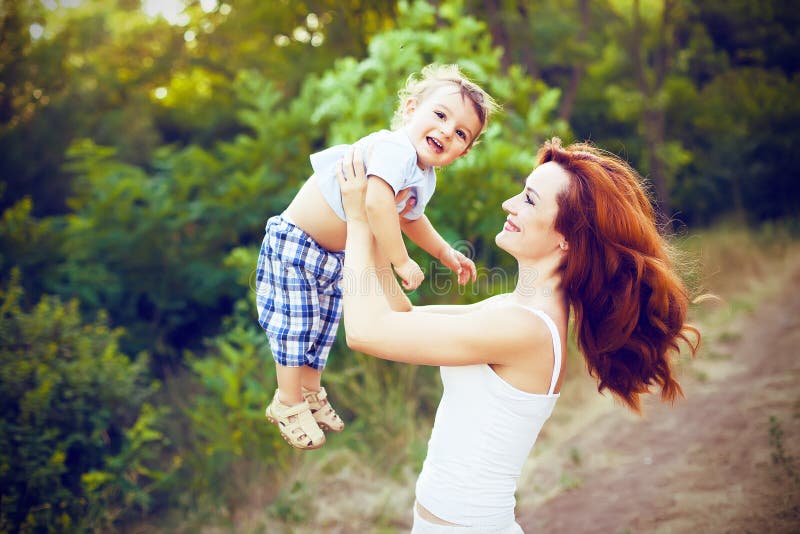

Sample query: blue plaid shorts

[255,214,344,369]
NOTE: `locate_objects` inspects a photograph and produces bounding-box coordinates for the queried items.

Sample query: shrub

[0,271,171,531]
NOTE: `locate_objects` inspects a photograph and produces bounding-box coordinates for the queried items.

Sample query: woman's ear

[559,240,568,251]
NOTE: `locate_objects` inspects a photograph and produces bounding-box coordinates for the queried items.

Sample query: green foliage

[57,139,245,361]
[672,67,800,223]
[0,271,170,531]
[0,0,395,218]
[2,0,800,529]
[180,324,291,515]
[0,197,63,300]
[284,0,570,281]
[324,353,440,471]
[81,403,176,529]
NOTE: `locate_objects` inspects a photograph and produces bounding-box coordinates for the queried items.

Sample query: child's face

[402,85,483,169]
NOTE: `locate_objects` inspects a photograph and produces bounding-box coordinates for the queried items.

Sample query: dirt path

[517,267,800,533]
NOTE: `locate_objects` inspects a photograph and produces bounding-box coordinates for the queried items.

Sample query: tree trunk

[631,0,673,224]
[515,2,541,80]
[558,0,590,122]
[643,108,670,221]
[483,0,513,71]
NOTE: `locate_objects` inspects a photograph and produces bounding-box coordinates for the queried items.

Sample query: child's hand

[440,247,477,285]
[396,188,416,219]
[394,258,425,291]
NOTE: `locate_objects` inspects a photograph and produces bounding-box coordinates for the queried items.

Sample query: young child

[255,64,498,450]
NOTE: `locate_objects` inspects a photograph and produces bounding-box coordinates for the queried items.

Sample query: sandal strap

[279,399,313,418]
[302,386,328,404]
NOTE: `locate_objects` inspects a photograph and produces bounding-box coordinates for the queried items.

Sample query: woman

[336,137,699,533]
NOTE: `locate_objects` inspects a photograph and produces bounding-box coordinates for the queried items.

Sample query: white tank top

[415,306,562,528]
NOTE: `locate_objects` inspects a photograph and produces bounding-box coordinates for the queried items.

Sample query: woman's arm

[338,149,542,367]
[344,228,543,365]
[414,294,507,315]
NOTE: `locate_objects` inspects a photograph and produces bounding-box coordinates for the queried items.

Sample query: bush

[0,271,171,531]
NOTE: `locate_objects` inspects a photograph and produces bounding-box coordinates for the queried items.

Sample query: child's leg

[300,365,344,432]
[276,363,304,405]
[267,362,326,449]
[303,255,346,432]
[300,365,322,392]
[256,215,327,449]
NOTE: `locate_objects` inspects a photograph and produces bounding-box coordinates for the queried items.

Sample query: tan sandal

[302,386,345,433]
[265,390,326,450]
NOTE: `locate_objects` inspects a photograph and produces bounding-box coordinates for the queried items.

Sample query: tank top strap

[515,305,563,395]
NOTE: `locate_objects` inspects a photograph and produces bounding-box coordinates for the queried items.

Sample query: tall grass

[678,219,799,299]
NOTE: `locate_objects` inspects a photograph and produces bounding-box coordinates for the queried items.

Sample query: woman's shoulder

[468,297,557,342]
[483,298,566,350]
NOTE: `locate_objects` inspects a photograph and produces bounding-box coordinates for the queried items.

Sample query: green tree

[0,0,398,218]
[56,140,248,363]
[466,0,600,123]
[0,197,62,300]
[0,0,185,215]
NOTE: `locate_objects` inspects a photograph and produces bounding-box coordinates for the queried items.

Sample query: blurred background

[1,0,798,532]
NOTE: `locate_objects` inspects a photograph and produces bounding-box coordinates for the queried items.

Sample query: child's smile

[427,135,444,153]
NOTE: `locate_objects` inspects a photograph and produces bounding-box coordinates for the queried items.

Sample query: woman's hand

[336,148,369,222]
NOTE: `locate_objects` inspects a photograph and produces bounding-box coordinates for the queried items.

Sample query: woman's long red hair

[538,138,700,413]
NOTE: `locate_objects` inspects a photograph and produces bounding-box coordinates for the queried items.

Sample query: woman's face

[495,161,570,262]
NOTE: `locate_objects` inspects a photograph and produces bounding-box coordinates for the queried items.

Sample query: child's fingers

[409,271,424,291]
[456,258,476,285]
[403,278,419,291]
[395,187,412,204]
[400,272,415,291]
[397,192,416,219]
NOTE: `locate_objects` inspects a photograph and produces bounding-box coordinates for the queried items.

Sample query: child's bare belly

[284,176,347,252]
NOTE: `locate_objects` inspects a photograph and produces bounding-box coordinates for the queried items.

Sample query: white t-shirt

[310,129,436,221]
[415,306,562,528]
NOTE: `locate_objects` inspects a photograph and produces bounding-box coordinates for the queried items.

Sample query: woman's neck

[512,262,564,306]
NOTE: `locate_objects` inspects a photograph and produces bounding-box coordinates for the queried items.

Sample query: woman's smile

[504,217,521,232]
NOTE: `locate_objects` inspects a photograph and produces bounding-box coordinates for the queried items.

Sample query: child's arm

[371,237,413,312]
[399,215,447,261]
[400,215,477,286]
[365,177,424,290]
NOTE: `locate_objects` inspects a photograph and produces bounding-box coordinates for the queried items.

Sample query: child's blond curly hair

[391,64,500,145]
